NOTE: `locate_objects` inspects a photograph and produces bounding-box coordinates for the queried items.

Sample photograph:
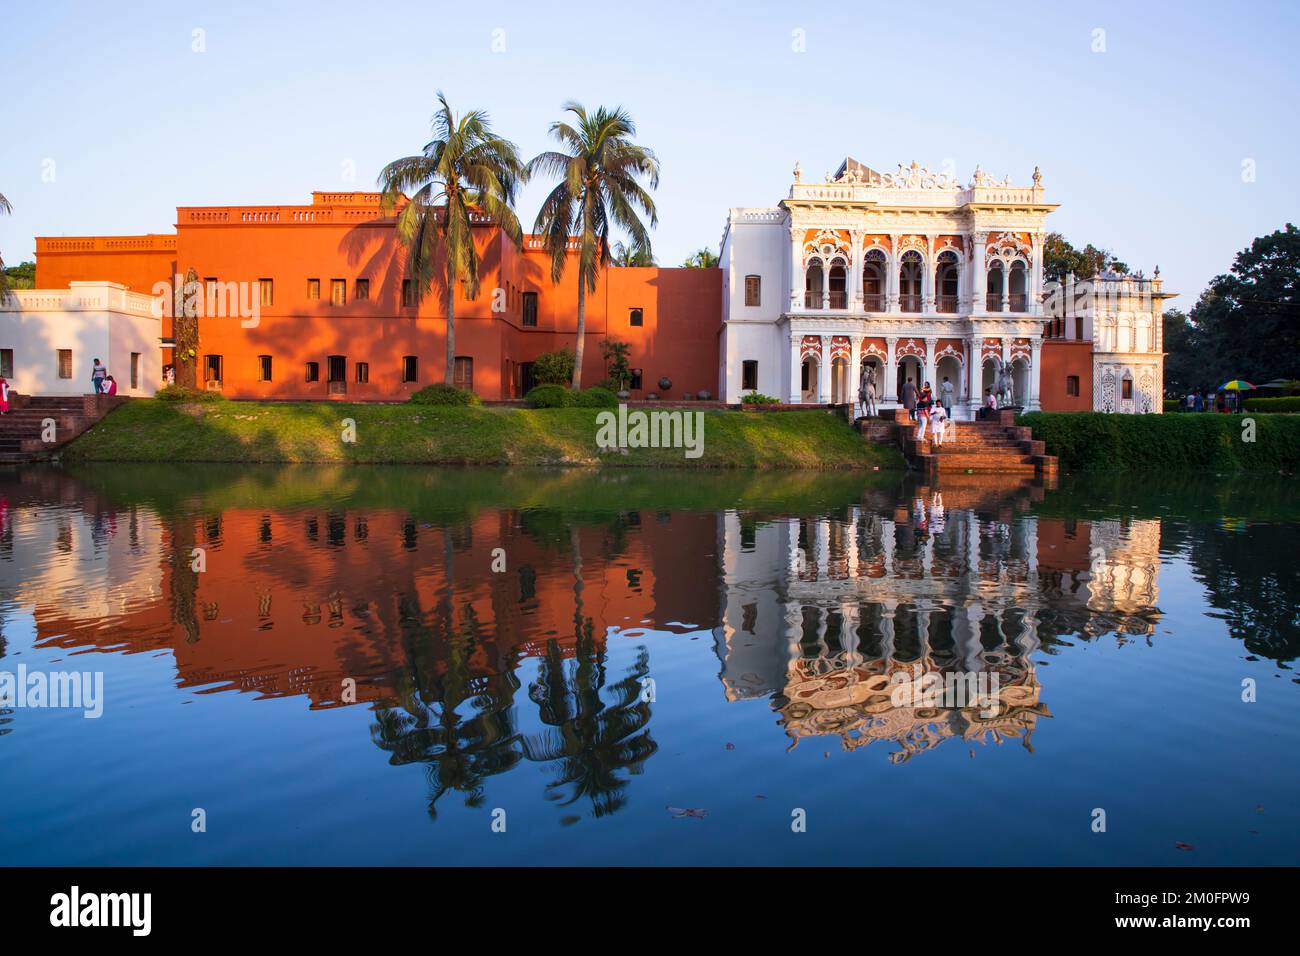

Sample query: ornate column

[790,230,804,311]
[1031,232,1045,316]
[788,331,802,404]
[1001,262,1011,314]
[924,336,938,390]
[817,335,832,403]
[884,336,899,403]
[970,231,986,312]
[887,234,900,313]
[849,335,863,410]
[1029,338,1043,411]
[923,233,936,313]
[967,335,982,416]
[848,229,862,312]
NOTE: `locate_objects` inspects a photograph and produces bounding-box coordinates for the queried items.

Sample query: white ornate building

[717,158,1171,416]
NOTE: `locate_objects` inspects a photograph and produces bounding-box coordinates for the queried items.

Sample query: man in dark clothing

[902,378,918,420]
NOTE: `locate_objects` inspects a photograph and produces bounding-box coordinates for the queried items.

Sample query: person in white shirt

[930,403,949,445]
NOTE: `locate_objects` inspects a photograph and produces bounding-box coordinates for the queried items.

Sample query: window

[1066,375,1080,397]
[402,355,418,383]
[630,368,643,391]
[305,361,320,382]
[402,279,415,307]
[356,361,369,384]
[258,355,272,382]
[520,362,536,394]
[742,360,758,391]
[57,349,72,379]
[522,291,538,327]
[307,278,320,300]
[1122,377,1133,400]
[629,307,643,327]
[330,279,346,306]
[453,356,473,390]
[1,348,14,378]
[355,278,369,301]
[204,354,223,383]
[130,352,140,389]
[744,275,761,307]
[259,279,273,306]
[327,355,346,383]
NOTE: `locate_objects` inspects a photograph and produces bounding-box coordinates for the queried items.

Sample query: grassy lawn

[62,400,904,470]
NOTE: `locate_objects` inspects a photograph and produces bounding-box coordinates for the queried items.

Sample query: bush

[1243,396,1300,413]
[1163,399,1181,413]
[154,384,223,403]
[741,392,781,406]
[1017,411,1300,473]
[525,384,571,408]
[572,386,619,408]
[409,383,480,406]
[532,350,575,386]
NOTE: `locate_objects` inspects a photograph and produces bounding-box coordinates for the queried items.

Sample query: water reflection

[0,464,1297,826]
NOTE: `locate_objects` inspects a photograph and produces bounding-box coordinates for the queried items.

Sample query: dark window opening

[522,291,538,327]
[356,361,369,384]
[402,355,418,383]
[742,360,758,391]
[629,307,643,327]
[305,361,320,383]
[257,354,272,382]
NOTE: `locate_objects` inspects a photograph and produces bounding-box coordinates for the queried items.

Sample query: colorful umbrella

[1217,380,1255,391]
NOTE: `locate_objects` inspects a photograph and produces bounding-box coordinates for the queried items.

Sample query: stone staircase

[858,407,1058,478]
[0,393,128,463]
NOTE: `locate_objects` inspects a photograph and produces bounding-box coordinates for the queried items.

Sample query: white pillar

[924,336,938,391]
[849,335,863,414]
[848,230,861,312]
[1029,339,1042,411]
[884,336,898,402]
[790,232,803,311]
[970,231,985,312]
[817,335,831,403]
[967,336,982,416]
[923,234,936,313]
[887,235,900,312]
[789,332,802,404]
[1031,232,1045,316]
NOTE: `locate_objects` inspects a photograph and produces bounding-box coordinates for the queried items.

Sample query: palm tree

[681,247,719,268]
[0,191,11,303]
[610,240,655,267]
[379,93,525,385]
[528,104,659,389]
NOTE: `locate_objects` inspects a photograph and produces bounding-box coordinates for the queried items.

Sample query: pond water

[0,464,1296,866]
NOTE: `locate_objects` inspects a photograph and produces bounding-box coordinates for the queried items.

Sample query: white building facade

[0,281,162,397]
[718,158,1170,417]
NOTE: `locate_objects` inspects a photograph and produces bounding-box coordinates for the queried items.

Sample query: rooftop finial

[793,161,802,183]
[1033,165,1042,187]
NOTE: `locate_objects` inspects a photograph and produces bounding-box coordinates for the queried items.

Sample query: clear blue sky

[2,0,1297,308]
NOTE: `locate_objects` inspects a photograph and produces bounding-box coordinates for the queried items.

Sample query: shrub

[1163,399,1181,413]
[532,350,575,386]
[572,386,619,408]
[154,384,223,403]
[741,392,781,406]
[1244,396,1300,413]
[409,383,480,406]
[525,384,571,408]
[1017,411,1300,473]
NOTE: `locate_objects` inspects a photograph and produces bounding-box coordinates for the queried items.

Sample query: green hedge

[409,383,481,406]
[1243,396,1300,413]
[525,384,619,408]
[154,384,223,403]
[1017,411,1300,472]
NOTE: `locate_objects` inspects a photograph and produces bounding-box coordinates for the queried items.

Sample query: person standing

[91,358,107,394]
[902,377,918,421]
[940,376,954,417]
[916,382,933,441]
[0,375,9,415]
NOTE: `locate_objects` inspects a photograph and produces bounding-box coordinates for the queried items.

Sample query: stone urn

[696,390,712,401]
[658,376,673,391]
[616,389,630,400]
[646,392,659,400]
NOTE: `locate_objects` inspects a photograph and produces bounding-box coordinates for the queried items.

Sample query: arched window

[1009,261,1028,312]
[936,251,960,312]
[862,250,886,311]
[986,262,1005,312]
[899,251,923,313]
[805,258,825,309]
[828,261,847,309]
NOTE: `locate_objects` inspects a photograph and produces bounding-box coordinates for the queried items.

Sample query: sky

[1,0,1298,308]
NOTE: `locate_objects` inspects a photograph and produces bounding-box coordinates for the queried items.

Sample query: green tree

[1042,232,1129,283]
[600,339,631,392]
[528,103,659,389]
[380,93,525,385]
[532,349,576,386]
[1161,308,1201,394]
[1190,224,1300,385]
[610,240,655,267]
[681,247,719,268]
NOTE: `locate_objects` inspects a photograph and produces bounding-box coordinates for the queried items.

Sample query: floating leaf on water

[1174,841,1195,851]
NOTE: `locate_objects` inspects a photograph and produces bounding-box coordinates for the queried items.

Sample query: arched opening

[828,261,847,309]
[897,355,923,399]
[831,356,849,402]
[936,354,962,409]
[862,250,887,312]
[860,355,883,400]
[935,251,960,312]
[899,251,923,312]
[1011,356,1030,406]
[805,259,824,309]
[986,262,1005,312]
[982,356,1002,402]
[1009,261,1028,312]
[801,355,820,403]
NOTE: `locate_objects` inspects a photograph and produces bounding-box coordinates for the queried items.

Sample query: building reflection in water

[715,480,1162,761]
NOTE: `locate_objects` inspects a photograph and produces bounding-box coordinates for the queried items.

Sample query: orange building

[35,191,722,402]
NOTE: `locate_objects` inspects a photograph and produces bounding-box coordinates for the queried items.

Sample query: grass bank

[1017,411,1300,473]
[63,400,904,470]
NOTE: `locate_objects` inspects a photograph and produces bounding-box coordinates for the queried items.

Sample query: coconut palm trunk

[445,259,456,385]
